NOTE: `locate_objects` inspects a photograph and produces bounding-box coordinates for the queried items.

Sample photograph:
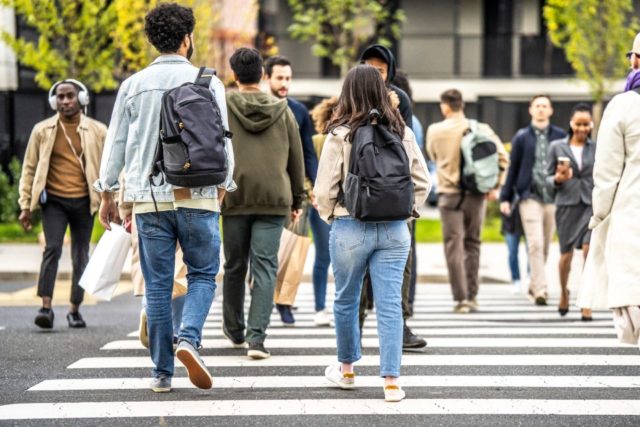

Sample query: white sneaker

[384,384,406,402]
[314,310,332,326]
[325,364,355,389]
[511,280,522,295]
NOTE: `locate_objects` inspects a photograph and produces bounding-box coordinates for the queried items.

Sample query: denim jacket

[94,55,236,202]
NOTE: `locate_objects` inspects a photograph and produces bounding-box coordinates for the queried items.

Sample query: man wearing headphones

[18,79,107,329]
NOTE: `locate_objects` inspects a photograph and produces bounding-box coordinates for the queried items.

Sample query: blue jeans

[505,232,529,282]
[136,209,220,378]
[330,217,410,378]
[141,294,185,337]
[309,207,331,312]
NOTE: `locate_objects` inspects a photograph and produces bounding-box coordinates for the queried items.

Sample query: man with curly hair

[94,3,235,393]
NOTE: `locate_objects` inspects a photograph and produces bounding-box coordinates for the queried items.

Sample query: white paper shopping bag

[79,223,131,301]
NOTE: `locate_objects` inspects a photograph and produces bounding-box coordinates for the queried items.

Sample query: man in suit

[500,94,567,306]
[427,89,508,313]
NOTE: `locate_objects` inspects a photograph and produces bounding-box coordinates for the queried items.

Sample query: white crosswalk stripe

[1,284,636,422]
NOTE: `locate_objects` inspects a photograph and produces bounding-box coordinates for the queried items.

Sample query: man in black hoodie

[358,44,426,350]
[360,44,413,128]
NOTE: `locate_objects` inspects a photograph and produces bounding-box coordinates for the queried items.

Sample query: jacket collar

[561,136,594,146]
[150,54,191,66]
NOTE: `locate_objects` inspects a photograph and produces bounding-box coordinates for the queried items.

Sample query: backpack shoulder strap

[468,119,478,133]
[195,67,217,88]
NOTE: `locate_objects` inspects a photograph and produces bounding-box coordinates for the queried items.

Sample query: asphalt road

[1,281,640,426]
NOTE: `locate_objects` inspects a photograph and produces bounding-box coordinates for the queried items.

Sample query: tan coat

[314,125,431,223]
[578,90,640,309]
[18,114,107,214]
[426,115,509,193]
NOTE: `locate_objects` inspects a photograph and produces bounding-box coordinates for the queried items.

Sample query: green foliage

[544,0,638,103]
[287,0,405,76]
[0,0,119,92]
[0,158,21,223]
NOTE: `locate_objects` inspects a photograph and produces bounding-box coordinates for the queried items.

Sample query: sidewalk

[0,241,584,291]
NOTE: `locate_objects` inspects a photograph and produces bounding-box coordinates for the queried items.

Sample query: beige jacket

[426,115,509,193]
[577,90,640,310]
[314,125,431,223]
[19,114,107,214]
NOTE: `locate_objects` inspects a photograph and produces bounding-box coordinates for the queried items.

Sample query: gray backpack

[460,119,499,194]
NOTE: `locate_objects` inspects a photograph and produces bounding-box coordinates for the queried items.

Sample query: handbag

[274,219,312,306]
[79,223,131,301]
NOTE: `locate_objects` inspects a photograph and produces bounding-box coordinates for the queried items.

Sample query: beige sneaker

[384,384,406,402]
[467,298,479,312]
[453,301,471,314]
[139,309,149,349]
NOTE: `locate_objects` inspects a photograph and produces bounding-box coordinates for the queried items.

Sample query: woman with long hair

[546,103,596,320]
[314,65,430,402]
[308,97,338,326]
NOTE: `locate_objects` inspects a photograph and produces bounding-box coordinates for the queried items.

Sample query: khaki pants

[438,193,486,302]
[519,199,556,297]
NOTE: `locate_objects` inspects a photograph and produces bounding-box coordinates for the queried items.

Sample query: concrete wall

[0,7,17,91]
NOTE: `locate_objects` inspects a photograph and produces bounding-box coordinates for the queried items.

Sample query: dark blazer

[287,97,318,183]
[500,124,567,203]
[546,137,595,206]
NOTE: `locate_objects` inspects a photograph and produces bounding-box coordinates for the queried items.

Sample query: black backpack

[341,110,414,221]
[150,67,231,188]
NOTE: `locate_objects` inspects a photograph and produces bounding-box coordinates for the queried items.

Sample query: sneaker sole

[384,391,406,402]
[325,374,355,390]
[175,347,212,389]
[151,386,171,393]
[247,350,271,360]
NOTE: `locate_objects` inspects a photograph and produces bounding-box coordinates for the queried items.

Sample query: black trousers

[37,194,94,306]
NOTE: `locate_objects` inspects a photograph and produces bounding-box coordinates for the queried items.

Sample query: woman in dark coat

[546,103,595,321]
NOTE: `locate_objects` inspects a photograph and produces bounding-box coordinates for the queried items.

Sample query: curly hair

[311,96,338,134]
[144,3,195,53]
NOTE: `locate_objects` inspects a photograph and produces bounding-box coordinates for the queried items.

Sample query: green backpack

[460,119,499,194]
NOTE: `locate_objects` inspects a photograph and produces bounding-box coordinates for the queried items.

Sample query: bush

[0,158,21,223]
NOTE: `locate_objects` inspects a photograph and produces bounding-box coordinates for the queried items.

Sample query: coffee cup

[557,156,571,166]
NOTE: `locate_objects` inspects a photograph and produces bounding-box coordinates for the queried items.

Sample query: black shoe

[558,307,569,316]
[66,311,86,328]
[581,315,593,322]
[276,304,295,326]
[35,307,54,329]
[222,323,246,349]
[403,324,426,349]
[247,342,271,359]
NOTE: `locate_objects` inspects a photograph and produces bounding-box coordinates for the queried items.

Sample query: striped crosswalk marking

[2,283,636,422]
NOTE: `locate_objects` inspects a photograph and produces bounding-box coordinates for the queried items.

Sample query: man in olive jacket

[221,48,305,360]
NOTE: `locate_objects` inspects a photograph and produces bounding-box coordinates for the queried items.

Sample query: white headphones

[48,79,90,111]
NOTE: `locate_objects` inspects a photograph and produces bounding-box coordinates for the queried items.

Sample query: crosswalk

[2,283,640,423]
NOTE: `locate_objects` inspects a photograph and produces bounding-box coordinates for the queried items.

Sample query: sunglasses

[626,51,640,60]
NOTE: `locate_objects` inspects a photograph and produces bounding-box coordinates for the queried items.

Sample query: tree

[0,0,119,92]
[287,0,404,77]
[1,0,217,90]
[544,0,639,130]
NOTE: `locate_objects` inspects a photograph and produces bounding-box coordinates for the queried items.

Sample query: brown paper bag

[274,222,311,306]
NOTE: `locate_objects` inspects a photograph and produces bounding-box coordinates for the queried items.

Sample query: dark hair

[264,56,292,77]
[392,70,412,103]
[440,89,463,112]
[568,102,593,138]
[229,48,263,84]
[144,3,195,53]
[529,93,552,106]
[327,65,405,141]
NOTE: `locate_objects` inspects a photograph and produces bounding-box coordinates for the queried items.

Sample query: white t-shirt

[570,145,584,170]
